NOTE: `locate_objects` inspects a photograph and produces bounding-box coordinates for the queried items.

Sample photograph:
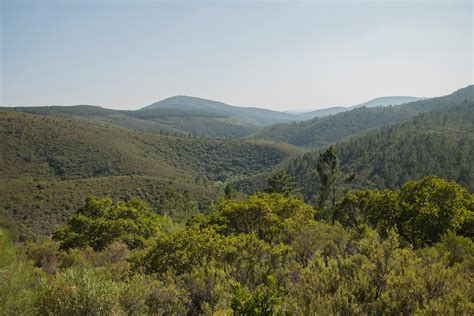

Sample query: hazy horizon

[0,92,431,112]
[1,1,472,111]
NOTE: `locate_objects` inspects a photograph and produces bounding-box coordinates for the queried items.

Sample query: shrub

[54,197,164,250]
[0,228,38,315]
[38,268,122,315]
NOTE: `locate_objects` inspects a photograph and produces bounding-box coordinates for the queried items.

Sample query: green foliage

[6,92,322,138]
[0,111,304,240]
[38,268,123,315]
[336,176,473,247]
[231,275,283,316]
[434,231,474,266]
[54,197,165,250]
[1,86,473,313]
[337,101,474,191]
[180,260,234,314]
[255,105,418,148]
[260,92,474,201]
[0,228,38,315]
[284,230,473,315]
[208,193,314,242]
[288,221,350,267]
[336,188,399,233]
[265,169,299,197]
[137,225,246,276]
[2,185,474,314]
[254,85,473,149]
[0,111,302,182]
[398,176,472,247]
[224,182,237,200]
[316,146,340,222]
[0,176,215,240]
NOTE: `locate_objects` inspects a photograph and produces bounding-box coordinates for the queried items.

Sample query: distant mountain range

[142,95,303,126]
[287,96,422,117]
[3,94,422,138]
[143,95,422,123]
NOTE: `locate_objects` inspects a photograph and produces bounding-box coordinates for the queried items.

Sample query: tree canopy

[53,196,166,250]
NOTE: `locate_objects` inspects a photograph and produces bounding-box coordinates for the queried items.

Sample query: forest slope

[0,111,302,182]
[254,86,473,148]
[0,111,303,239]
[282,99,474,199]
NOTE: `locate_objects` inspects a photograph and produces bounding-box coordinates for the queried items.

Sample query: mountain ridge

[252,86,472,148]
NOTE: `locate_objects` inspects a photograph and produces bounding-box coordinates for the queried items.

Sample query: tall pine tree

[316,146,339,223]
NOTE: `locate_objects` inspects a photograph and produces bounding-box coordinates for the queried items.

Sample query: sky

[1,1,472,111]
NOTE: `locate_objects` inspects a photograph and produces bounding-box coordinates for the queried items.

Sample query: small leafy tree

[335,176,473,247]
[54,196,164,251]
[398,176,473,247]
[208,193,314,243]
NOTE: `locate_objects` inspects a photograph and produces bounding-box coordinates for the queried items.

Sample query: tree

[335,176,473,248]
[316,146,339,223]
[53,196,164,251]
[265,169,299,197]
[208,193,314,243]
[224,182,237,200]
[398,176,473,248]
[335,189,400,237]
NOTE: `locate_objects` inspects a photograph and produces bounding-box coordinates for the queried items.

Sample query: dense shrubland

[2,175,472,315]
[0,176,214,241]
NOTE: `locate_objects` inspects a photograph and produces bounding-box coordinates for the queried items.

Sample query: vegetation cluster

[2,173,472,315]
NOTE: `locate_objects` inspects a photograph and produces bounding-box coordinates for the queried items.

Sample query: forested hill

[3,95,307,139]
[253,85,473,148]
[1,105,262,139]
[143,95,303,126]
[337,100,474,190]
[0,111,302,182]
[0,111,303,238]
[283,98,473,199]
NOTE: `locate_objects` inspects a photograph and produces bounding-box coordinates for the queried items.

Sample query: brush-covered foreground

[2,176,473,315]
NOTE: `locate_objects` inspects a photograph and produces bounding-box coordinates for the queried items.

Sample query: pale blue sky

[1,1,472,111]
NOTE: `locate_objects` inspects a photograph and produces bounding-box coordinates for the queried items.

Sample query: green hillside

[254,86,472,148]
[129,107,260,137]
[0,111,302,182]
[3,94,425,140]
[0,176,216,240]
[279,99,474,200]
[254,106,417,147]
[0,111,303,239]
[337,101,474,190]
[2,105,258,138]
[5,95,304,138]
